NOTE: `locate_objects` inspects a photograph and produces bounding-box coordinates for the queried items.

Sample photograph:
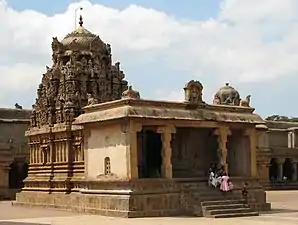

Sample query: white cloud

[154,89,185,102]
[219,0,298,22]
[0,0,297,115]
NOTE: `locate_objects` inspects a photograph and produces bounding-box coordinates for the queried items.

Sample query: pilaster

[157,125,176,179]
[257,157,271,182]
[244,128,257,177]
[292,159,298,181]
[213,126,231,173]
[83,129,91,178]
[126,122,142,179]
[276,158,285,180]
[0,163,10,188]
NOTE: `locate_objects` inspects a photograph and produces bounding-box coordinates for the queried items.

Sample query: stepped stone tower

[24,16,128,192]
[31,15,128,127]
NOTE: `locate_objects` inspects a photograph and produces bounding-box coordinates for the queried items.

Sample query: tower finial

[79,15,83,27]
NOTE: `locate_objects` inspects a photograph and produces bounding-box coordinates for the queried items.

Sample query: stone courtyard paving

[1,191,298,225]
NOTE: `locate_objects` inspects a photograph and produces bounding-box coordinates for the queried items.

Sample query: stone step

[201,199,246,206]
[201,196,239,202]
[200,192,236,197]
[203,203,249,211]
[206,207,254,216]
[210,211,259,218]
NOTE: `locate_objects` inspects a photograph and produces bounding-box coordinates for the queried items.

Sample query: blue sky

[8,0,221,20]
[2,0,298,117]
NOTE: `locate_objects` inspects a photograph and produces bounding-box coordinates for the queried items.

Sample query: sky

[1,0,298,117]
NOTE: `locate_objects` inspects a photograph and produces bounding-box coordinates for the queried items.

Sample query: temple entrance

[283,158,293,181]
[227,130,250,177]
[171,127,218,178]
[269,158,278,180]
[9,161,29,189]
[9,161,19,189]
[139,130,162,178]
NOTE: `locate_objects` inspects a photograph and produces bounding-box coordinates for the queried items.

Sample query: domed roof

[213,83,240,106]
[216,83,239,96]
[61,15,105,49]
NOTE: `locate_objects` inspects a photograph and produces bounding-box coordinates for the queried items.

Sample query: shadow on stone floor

[261,208,298,215]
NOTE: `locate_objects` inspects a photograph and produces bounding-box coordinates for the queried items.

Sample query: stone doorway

[9,161,28,189]
[283,158,293,181]
[226,130,250,177]
[138,130,162,178]
[269,158,278,180]
[171,127,218,178]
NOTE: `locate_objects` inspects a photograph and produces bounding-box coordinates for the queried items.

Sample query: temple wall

[258,131,269,148]
[228,134,250,177]
[0,169,8,186]
[85,124,128,180]
[268,130,287,147]
[256,129,270,184]
[0,121,29,157]
[172,128,216,178]
[0,109,30,199]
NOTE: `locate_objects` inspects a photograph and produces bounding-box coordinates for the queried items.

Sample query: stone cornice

[75,98,263,126]
[83,98,255,114]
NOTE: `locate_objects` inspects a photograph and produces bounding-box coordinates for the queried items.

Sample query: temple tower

[32,15,128,127]
[25,16,128,192]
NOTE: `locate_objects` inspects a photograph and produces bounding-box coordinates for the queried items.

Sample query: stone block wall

[0,108,30,199]
[15,178,270,217]
[229,177,271,211]
[0,108,30,159]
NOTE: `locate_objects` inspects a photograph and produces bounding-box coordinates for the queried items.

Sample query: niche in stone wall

[104,157,111,175]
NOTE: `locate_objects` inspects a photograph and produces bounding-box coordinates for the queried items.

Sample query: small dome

[217,83,239,96]
[61,15,106,50]
[213,83,240,106]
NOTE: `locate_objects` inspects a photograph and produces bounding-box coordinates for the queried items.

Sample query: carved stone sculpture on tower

[183,80,204,104]
[87,93,99,106]
[240,95,251,107]
[29,15,128,128]
[122,86,141,100]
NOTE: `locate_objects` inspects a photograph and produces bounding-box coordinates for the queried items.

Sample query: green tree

[266,115,298,122]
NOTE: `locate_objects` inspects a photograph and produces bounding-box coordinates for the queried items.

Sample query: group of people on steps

[208,164,233,192]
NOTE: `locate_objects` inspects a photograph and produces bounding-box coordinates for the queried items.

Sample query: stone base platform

[15,178,271,218]
[0,188,20,200]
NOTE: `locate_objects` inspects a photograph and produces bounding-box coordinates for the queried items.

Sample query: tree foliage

[265,115,298,122]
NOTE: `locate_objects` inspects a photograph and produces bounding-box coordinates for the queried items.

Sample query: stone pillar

[244,128,258,177]
[3,165,10,188]
[29,146,32,164]
[214,126,231,173]
[126,122,142,179]
[276,158,285,180]
[258,158,271,184]
[0,164,10,188]
[49,136,54,164]
[157,125,176,179]
[49,135,54,185]
[37,148,40,164]
[292,159,297,181]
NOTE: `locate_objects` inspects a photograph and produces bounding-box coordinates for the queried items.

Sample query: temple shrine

[15,16,271,218]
